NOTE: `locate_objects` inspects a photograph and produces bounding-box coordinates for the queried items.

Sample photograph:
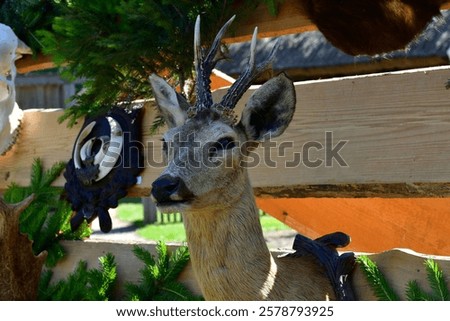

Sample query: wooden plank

[16,54,55,74]
[2,66,450,197]
[53,240,450,301]
[217,65,450,196]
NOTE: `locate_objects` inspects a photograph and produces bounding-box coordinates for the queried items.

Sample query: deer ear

[149,74,188,128]
[239,73,296,141]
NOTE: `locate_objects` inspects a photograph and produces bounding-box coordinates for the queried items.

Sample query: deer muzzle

[151,174,194,207]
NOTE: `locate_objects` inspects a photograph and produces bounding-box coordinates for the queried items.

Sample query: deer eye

[208,137,235,158]
[215,137,236,150]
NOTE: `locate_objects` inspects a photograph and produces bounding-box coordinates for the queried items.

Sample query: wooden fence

[142,197,183,224]
[15,73,83,110]
[53,240,450,301]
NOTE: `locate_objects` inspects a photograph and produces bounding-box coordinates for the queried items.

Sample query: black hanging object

[64,107,144,232]
[285,231,356,301]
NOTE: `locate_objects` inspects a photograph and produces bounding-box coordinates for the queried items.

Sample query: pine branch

[30,158,44,191]
[133,245,156,266]
[43,243,66,268]
[0,0,63,53]
[3,158,91,267]
[42,161,66,188]
[359,256,450,301]
[150,114,166,135]
[38,254,117,300]
[156,241,170,278]
[124,283,146,301]
[356,255,399,301]
[38,269,54,300]
[86,254,118,300]
[262,0,281,16]
[406,280,431,301]
[166,245,190,282]
[24,205,50,251]
[425,259,449,300]
[97,254,118,300]
[125,243,201,300]
[3,183,25,203]
[39,260,89,300]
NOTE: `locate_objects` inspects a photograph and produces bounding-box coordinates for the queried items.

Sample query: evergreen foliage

[357,255,449,301]
[406,259,449,300]
[35,0,258,127]
[262,0,280,15]
[125,242,203,301]
[38,253,117,300]
[3,158,91,267]
[0,0,64,53]
[1,0,282,127]
[425,258,449,300]
[356,255,399,301]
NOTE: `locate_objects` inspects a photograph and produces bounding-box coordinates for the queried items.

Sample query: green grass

[117,202,290,242]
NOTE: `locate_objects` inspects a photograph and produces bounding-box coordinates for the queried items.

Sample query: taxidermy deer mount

[150,15,355,300]
[0,195,47,300]
[0,23,31,155]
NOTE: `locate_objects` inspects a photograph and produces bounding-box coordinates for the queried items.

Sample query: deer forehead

[163,116,240,146]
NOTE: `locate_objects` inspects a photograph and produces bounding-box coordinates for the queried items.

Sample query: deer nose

[151,174,183,203]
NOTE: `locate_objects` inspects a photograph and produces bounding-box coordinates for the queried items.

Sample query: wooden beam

[219,65,450,197]
[53,240,450,300]
[2,66,450,197]
[16,54,55,74]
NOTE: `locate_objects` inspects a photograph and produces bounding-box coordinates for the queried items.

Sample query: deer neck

[182,178,277,300]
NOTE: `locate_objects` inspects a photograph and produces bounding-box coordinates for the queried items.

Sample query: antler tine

[194,15,202,83]
[194,15,236,111]
[249,26,258,70]
[220,28,279,110]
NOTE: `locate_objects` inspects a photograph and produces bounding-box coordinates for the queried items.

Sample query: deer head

[149,15,295,213]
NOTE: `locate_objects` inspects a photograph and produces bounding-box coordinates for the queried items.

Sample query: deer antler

[194,15,235,111]
[219,29,278,110]
[194,15,278,113]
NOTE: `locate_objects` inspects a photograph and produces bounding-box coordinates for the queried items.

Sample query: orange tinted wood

[16,54,55,74]
[257,198,450,256]
[210,70,234,90]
